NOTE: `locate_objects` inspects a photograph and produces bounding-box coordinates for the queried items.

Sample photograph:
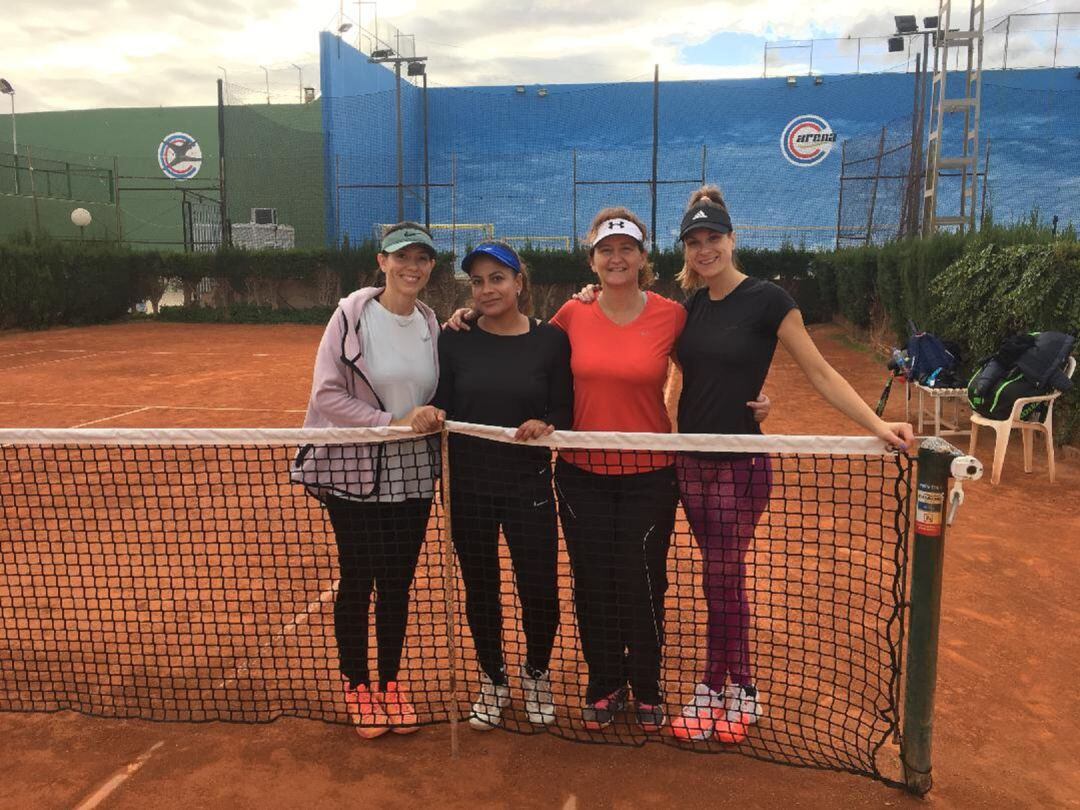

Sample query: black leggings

[554,460,678,706]
[325,495,432,688]
[451,486,559,685]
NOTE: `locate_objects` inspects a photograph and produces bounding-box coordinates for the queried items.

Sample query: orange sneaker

[381,681,420,734]
[344,681,390,739]
[714,718,749,745]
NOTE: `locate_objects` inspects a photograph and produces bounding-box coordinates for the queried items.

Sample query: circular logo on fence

[157,132,202,180]
[780,115,836,167]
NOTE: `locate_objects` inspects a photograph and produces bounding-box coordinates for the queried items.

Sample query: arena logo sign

[157,132,203,180]
[780,115,837,167]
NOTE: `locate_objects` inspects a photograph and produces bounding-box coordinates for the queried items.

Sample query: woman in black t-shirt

[433,241,573,732]
[668,187,915,745]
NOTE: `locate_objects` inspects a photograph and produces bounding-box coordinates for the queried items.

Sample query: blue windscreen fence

[317,32,1080,255]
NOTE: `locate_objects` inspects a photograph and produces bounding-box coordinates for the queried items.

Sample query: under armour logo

[692,210,708,220]
[610,220,626,229]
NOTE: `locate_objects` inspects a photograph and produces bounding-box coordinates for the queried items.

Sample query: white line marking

[214,581,339,689]
[71,407,154,428]
[4,402,305,414]
[1,352,104,372]
[72,740,165,810]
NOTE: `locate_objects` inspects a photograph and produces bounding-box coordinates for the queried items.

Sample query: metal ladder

[922,0,985,235]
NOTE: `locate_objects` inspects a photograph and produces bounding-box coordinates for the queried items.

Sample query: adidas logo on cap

[692,210,708,220]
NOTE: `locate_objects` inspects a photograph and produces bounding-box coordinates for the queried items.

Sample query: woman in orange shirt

[549,208,686,732]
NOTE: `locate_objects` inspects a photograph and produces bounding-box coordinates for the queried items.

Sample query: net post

[439,426,460,757]
[902,437,959,794]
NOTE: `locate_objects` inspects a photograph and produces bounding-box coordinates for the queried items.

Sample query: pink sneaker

[381,681,420,734]
[343,681,389,740]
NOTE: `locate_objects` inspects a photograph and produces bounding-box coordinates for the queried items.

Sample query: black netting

[1,427,911,785]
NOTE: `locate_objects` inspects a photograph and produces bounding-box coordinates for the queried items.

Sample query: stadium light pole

[260,66,271,105]
[336,23,353,58]
[0,79,16,195]
[370,51,428,222]
[290,64,303,104]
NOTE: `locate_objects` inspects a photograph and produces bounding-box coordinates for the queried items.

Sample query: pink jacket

[291,286,441,498]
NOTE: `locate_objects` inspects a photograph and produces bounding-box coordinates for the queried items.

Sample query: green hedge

[0,236,148,329]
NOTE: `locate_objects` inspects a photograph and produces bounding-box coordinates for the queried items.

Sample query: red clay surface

[1,320,1078,809]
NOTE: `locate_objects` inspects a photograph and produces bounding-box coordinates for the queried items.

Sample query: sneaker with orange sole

[344,681,390,739]
[670,683,724,742]
[381,681,420,734]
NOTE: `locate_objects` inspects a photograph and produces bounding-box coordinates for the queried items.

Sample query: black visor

[679,203,733,241]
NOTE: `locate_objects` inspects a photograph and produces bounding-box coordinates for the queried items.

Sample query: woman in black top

[434,241,573,731]
[668,187,914,745]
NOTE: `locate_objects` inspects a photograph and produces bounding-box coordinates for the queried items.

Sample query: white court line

[72,740,165,810]
[214,581,339,690]
[71,407,154,428]
[6,402,306,414]
[0,349,51,360]
[0,348,90,359]
[1,352,104,372]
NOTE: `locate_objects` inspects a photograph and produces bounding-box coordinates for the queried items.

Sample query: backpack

[967,331,1075,420]
[906,322,959,387]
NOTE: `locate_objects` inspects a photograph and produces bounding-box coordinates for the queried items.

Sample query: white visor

[591,218,644,248]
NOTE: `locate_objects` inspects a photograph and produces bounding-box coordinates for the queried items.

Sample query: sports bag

[967,331,1075,420]
[906,322,958,386]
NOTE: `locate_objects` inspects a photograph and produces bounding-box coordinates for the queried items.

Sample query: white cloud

[2,0,1077,111]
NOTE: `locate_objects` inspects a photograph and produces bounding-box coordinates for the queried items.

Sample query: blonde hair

[676,186,736,292]
[585,206,655,289]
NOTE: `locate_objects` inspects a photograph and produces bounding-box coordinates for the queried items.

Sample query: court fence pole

[902,437,960,794]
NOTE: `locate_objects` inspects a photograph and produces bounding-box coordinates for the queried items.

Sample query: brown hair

[676,186,737,292]
[585,206,655,289]
[380,221,436,257]
[467,241,533,316]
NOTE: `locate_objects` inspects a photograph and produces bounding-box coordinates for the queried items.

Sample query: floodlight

[337,22,353,34]
[894,15,918,33]
[371,48,394,59]
[515,85,525,94]
[888,36,905,52]
[786,76,797,86]
[407,61,425,76]
[0,79,13,95]
[814,75,824,85]
[923,16,939,29]
[538,88,548,97]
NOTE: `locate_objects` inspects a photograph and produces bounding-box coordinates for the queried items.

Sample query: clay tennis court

[2,320,1078,809]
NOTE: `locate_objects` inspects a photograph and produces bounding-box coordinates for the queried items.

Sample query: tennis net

[0,423,911,784]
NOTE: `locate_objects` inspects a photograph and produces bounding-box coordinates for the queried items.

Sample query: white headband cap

[591,218,644,248]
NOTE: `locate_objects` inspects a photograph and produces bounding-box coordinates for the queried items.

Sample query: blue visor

[462,243,521,274]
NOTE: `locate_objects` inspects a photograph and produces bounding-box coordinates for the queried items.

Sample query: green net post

[902,437,963,794]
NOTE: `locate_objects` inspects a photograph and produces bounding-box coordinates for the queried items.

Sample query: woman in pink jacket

[294,222,445,739]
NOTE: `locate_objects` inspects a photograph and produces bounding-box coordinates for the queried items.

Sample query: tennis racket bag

[967,331,1075,420]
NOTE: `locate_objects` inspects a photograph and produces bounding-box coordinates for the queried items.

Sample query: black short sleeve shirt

[675,278,798,435]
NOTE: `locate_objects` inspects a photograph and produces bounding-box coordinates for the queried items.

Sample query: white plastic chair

[968,356,1076,485]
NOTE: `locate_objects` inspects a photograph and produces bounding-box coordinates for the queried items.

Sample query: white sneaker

[726,683,761,726]
[670,682,725,741]
[469,673,510,731]
[521,666,556,726]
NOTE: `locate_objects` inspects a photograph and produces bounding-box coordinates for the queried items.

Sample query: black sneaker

[582,687,628,730]
[636,702,667,732]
